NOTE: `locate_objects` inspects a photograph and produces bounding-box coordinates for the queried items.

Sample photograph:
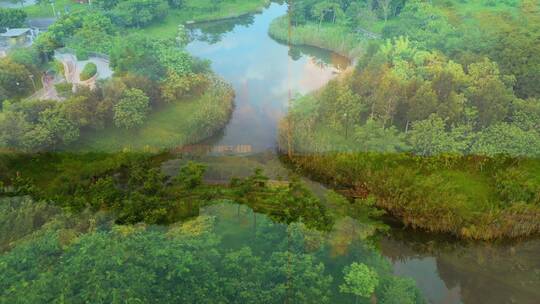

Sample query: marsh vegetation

[0,0,539,303]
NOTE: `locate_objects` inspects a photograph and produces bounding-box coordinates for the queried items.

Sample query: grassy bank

[22,0,85,18]
[275,16,540,240]
[278,80,540,240]
[70,79,234,152]
[281,152,540,240]
[135,0,270,39]
[268,16,366,59]
[22,0,269,25]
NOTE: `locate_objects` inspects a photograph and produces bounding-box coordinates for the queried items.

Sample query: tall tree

[0,59,33,99]
[408,114,471,156]
[466,59,515,128]
[0,8,27,31]
[113,88,150,129]
[340,262,379,304]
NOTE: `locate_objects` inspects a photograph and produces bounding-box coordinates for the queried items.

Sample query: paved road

[27,18,57,30]
[55,53,113,83]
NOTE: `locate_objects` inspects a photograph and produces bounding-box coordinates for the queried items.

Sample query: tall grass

[281,152,540,240]
[268,16,366,59]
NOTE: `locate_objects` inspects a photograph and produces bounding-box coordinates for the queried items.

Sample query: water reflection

[181,3,539,304]
[187,15,256,44]
[288,45,351,70]
[382,230,540,304]
[203,202,421,304]
[185,3,349,153]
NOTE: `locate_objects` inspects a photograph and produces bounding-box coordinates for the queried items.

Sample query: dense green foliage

[382,0,540,100]
[282,37,540,157]
[0,67,233,151]
[33,10,116,60]
[0,58,36,101]
[112,88,150,129]
[0,8,27,31]
[0,2,234,152]
[269,15,364,57]
[71,76,233,152]
[0,153,335,229]
[0,47,43,103]
[109,34,208,80]
[0,205,328,303]
[274,0,540,100]
[101,0,169,28]
[0,0,239,152]
[79,62,97,81]
[340,262,379,300]
[0,149,424,303]
[277,0,540,239]
[281,152,540,239]
[286,0,405,27]
[0,195,423,303]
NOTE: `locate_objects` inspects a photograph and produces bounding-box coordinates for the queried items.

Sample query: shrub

[55,83,73,98]
[80,63,97,81]
[113,88,150,129]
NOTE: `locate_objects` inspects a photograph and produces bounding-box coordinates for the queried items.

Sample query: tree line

[0,3,235,151]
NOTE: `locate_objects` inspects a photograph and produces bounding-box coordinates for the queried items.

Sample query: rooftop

[27,18,56,29]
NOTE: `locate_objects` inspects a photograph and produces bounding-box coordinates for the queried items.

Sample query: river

[186,4,349,152]
[182,3,540,303]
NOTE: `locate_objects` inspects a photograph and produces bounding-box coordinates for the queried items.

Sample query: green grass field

[134,0,269,39]
[22,0,268,26]
[69,87,233,153]
[22,0,86,18]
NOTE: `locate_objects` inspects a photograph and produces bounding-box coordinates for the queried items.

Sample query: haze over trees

[0,0,235,152]
[0,0,538,302]
[0,8,27,31]
[278,0,540,157]
[0,152,425,303]
[278,0,540,240]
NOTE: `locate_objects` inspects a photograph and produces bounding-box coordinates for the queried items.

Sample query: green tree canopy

[340,262,379,301]
[113,88,150,129]
[0,8,27,31]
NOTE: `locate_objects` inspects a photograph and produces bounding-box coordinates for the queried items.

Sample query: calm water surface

[184,4,540,303]
[186,4,349,152]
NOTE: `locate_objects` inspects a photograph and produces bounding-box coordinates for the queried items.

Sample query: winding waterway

[186,4,349,152]
[183,3,540,303]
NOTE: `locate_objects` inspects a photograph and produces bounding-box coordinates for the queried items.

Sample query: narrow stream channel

[183,3,540,303]
[186,4,349,152]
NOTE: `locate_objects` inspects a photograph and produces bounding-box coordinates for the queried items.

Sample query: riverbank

[69,77,234,152]
[279,151,540,240]
[20,0,269,23]
[272,17,540,240]
[277,76,540,240]
[135,0,270,39]
[268,16,367,59]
